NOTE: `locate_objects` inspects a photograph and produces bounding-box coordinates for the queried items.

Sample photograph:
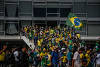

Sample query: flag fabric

[66,13,82,29]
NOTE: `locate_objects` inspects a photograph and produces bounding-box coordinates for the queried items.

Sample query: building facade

[0,0,100,36]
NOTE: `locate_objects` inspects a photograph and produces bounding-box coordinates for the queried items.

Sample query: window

[34,8,46,17]
[0,0,4,16]
[19,1,32,16]
[5,21,18,35]
[0,20,4,32]
[5,4,18,17]
[88,5,100,17]
[88,23,100,36]
[60,8,71,17]
[73,2,87,13]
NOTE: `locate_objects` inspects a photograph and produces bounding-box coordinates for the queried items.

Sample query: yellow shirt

[61,56,67,62]
[0,52,5,61]
[40,52,47,57]
[50,29,54,35]
[47,54,51,66]
[50,46,54,51]
[60,37,63,41]
[80,53,90,65]
[40,39,43,44]
[49,41,51,46]
[69,33,71,38]
[77,34,80,38]
[48,54,51,60]
[56,38,60,43]
[24,27,27,33]
[40,52,44,57]
[80,53,83,59]
[38,40,41,46]
[85,54,90,64]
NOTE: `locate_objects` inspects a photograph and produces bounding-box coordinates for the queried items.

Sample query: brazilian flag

[66,13,82,29]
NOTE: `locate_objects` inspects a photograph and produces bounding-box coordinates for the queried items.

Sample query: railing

[21,36,35,49]
[0,35,21,39]
[0,35,35,49]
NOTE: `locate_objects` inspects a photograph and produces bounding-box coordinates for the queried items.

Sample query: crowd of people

[0,25,100,67]
[0,45,29,67]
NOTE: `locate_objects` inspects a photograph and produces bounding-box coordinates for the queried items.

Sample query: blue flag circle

[74,18,80,26]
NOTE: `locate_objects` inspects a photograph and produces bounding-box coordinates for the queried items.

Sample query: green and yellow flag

[66,13,82,29]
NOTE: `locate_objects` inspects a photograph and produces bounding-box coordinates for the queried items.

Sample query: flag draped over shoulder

[66,13,82,29]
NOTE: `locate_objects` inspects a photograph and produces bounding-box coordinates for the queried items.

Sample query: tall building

[0,0,100,36]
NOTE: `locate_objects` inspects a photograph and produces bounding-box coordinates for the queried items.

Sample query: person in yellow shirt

[24,26,27,33]
[24,27,27,37]
[69,33,72,38]
[76,33,80,38]
[50,46,54,51]
[45,52,52,67]
[38,39,41,48]
[85,50,91,67]
[40,48,47,67]
[40,38,43,44]
[48,40,52,47]
[0,45,7,67]
[80,50,91,67]
[0,51,5,62]
[61,52,67,67]
[56,37,60,43]
[60,36,63,41]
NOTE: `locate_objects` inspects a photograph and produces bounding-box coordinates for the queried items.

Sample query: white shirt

[14,51,19,62]
[96,53,100,64]
[73,51,80,64]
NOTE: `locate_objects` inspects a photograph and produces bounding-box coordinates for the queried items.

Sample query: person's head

[35,48,38,52]
[3,45,7,50]
[22,47,27,52]
[79,48,82,54]
[2,45,7,51]
[43,48,46,52]
[63,52,67,55]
